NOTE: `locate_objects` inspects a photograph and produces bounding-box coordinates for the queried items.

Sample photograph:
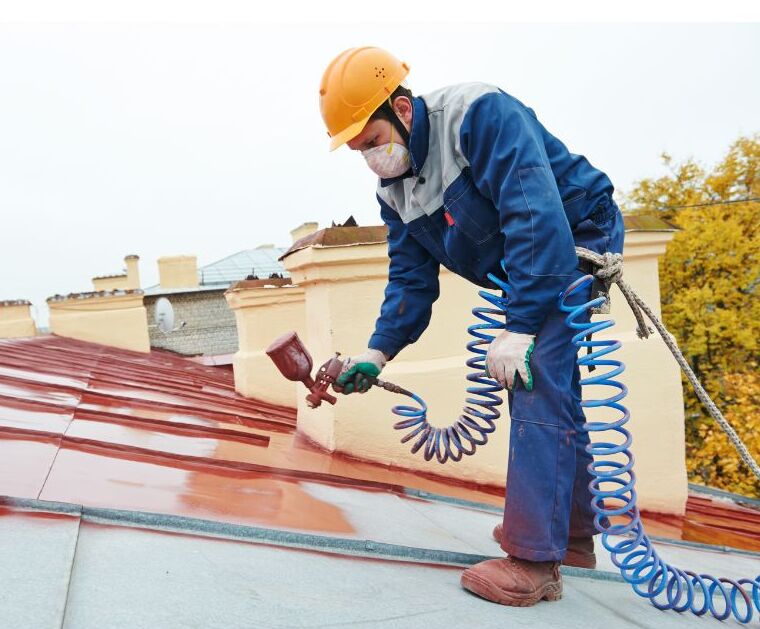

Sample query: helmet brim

[328,116,371,152]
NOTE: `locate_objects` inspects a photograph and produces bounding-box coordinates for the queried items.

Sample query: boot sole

[460,571,563,607]
[492,527,597,570]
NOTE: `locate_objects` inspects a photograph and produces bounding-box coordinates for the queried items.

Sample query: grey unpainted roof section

[3,491,756,629]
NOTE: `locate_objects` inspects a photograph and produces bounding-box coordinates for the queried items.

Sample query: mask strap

[379,97,410,145]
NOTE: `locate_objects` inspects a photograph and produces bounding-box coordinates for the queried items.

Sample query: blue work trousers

[500,208,625,562]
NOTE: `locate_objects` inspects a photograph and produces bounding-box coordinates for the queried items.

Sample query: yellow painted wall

[0,303,37,338]
[158,255,198,289]
[284,243,512,481]
[275,229,687,515]
[48,292,150,353]
[225,281,306,407]
[92,276,129,291]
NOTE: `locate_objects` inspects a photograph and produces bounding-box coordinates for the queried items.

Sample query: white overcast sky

[1,16,758,325]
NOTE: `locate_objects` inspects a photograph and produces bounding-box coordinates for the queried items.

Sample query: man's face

[347,118,397,152]
[346,95,413,152]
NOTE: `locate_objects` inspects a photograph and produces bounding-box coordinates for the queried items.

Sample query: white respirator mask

[361,123,410,179]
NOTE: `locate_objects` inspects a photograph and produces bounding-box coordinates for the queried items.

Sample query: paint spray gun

[265,331,410,408]
[266,330,498,465]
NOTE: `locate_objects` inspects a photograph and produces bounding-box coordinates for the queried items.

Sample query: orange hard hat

[319,47,410,151]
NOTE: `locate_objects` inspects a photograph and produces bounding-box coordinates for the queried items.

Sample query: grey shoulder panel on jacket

[420,82,502,114]
[421,83,503,193]
[377,83,503,223]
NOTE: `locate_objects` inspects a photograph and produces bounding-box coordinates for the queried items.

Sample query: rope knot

[595,252,624,283]
[576,246,651,338]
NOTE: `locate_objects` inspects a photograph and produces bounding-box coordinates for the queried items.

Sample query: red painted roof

[0,335,758,549]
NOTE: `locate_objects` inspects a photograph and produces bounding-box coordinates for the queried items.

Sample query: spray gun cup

[266,331,314,382]
[266,331,343,408]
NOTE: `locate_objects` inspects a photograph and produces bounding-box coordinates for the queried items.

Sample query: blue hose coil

[388,268,759,622]
[390,264,509,464]
[558,274,760,624]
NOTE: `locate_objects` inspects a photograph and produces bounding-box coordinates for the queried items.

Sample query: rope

[575,246,760,482]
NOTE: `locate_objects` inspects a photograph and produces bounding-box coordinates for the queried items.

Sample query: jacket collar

[379,96,429,188]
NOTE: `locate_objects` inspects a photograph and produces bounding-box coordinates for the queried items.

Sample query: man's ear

[392,96,413,127]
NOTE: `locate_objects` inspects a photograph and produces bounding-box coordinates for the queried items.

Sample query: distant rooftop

[622,214,679,231]
[47,288,144,302]
[0,299,32,307]
[144,245,289,296]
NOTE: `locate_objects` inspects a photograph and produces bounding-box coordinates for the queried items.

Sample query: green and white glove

[485,331,536,391]
[334,349,388,395]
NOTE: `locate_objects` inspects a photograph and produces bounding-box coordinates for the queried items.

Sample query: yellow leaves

[686,370,760,497]
[625,134,760,498]
[705,135,760,199]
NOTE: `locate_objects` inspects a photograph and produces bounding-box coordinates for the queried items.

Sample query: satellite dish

[155,297,176,333]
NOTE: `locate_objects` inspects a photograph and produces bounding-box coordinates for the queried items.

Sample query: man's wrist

[368,332,403,361]
[364,348,388,368]
[504,321,539,335]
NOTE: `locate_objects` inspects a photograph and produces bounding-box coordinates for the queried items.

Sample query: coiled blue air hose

[558,274,760,623]
[389,263,510,464]
[388,268,759,621]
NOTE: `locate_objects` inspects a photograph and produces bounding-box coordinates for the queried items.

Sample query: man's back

[379,82,615,233]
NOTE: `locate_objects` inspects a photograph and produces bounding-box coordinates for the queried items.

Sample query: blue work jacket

[368,83,617,358]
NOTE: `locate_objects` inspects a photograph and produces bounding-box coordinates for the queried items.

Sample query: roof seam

[0,497,626,582]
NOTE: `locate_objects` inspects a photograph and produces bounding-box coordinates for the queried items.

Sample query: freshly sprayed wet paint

[0,336,758,551]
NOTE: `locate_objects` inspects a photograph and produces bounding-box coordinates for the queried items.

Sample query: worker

[319,47,624,607]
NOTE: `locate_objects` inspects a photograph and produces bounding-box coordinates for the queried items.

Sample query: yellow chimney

[0,300,37,338]
[125,254,141,289]
[157,255,199,289]
[290,222,319,244]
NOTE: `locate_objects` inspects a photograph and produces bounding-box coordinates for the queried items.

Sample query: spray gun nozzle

[266,332,343,408]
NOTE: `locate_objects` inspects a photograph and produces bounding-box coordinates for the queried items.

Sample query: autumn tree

[623,135,759,497]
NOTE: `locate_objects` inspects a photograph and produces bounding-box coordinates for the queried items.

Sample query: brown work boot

[461,556,562,606]
[564,535,596,569]
[492,523,597,569]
